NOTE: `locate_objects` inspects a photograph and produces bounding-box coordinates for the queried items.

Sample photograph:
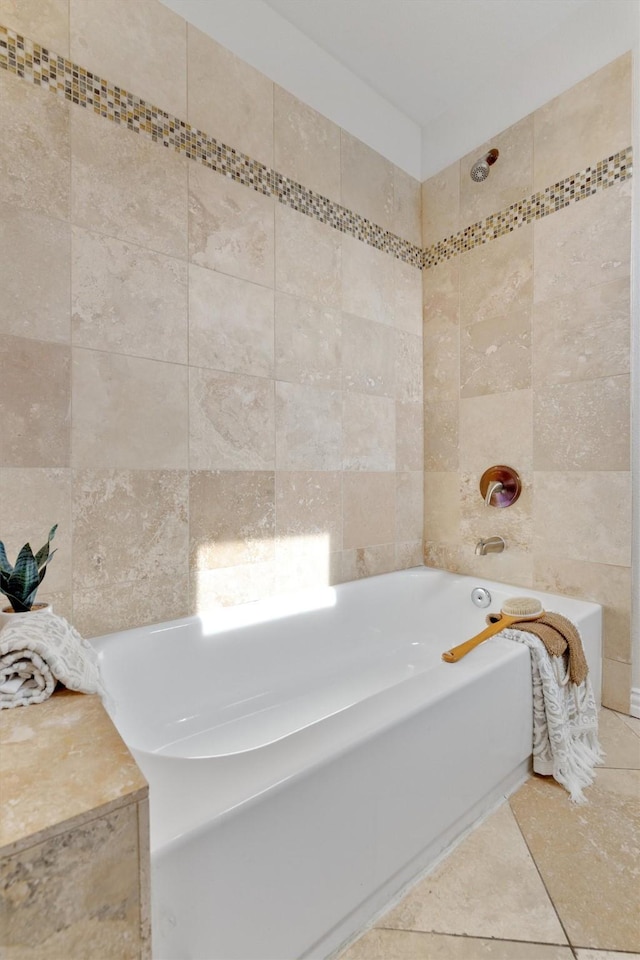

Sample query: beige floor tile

[381,803,567,944]
[616,712,640,738]
[576,951,640,960]
[339,928,573,959]
[510,771,640,952]
[598,708,640,770]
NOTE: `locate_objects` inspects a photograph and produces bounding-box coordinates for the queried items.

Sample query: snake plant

[0,525,57,613]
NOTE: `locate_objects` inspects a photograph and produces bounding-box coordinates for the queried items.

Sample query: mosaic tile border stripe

[0,25,423,268]
[0,24,633,274]
[423,146,633,269]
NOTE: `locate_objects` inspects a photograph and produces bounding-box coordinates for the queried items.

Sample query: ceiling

[161,0,636,178]
[262,0,588,130]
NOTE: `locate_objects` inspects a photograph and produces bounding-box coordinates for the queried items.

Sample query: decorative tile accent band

[0,25,423,268]
[0,24,632,274]
[423,146,633,269]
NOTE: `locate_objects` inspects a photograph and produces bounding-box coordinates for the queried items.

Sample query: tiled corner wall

[422,53,634,713]
[0,1,635,715]
[0,0,423,638]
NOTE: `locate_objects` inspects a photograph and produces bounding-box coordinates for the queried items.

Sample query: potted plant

[0,525,57,624]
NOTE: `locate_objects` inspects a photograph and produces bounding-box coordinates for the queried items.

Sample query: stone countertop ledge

[0,688,148,857]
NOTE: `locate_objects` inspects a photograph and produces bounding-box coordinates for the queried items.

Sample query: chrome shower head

[470,148,499,182]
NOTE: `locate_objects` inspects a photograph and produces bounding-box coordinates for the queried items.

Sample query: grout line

[374,926,576,949]
[508,794,579,953]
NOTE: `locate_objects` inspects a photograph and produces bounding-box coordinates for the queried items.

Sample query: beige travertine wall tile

[423,316,459,401]
[393,167,422,246]
[188,25,273,168]
[533,471,631,567]
[275,204,341,306]
[189,163,274,287]
[341,543,396,582]
[602,659,632,714]
[72,110,188,260]
[533,376,629,471]
[421,160,460,248]
[510,769,640,951]
[532,278,630,385]
[383,803,566,943]
[533,181,631,304]
[275,535,335,593]
[343,393,395,471]
[459,227,533,326]
[0,75,70,220]
[423,258,459,400]
[460,115,534,227]
[275,293,342,388]
[341,131,394,230]
[276,472,342,548]
[533,53,632,191]
[423,473,460,544]
[424,400,458,472]
[0,0,69,56]
[275,381,341,471]
[341,235,394,326]
[0,469,72,606]
[0,204,70,343]
[393,257,423,335]
[189,367,274,471]
[396,401,424,472]
[1,336,70,467]
[189,264,274,378]
[396,331,424,403]
[70,0,187,118]
[72,470,189,588]
[72,349,188,471]
[342,314,395,397]
[190,471,275,570]
[274,86,340,202]
[423,257,459,322]
[423,541,462,573]
[533,557,631,664]
[460,306,531,397]
[460,470,533,554]
[73,575,190,637]
[457,543,534,587]
[395,540,423,570]
[0,803,141,959]
[343,473,396,549]
[459,389,533,473]
[72,227,188,363]
[193,561,275,612]
[396,472,423,543]
[340,929,573,959]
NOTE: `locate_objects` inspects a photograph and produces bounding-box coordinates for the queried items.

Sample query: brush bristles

[501,596,544,617]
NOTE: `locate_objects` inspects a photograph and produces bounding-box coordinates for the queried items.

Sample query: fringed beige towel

[0,610,104,709]
[502,626,603,803]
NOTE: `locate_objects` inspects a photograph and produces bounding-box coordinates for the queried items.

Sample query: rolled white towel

[0,610,104,709]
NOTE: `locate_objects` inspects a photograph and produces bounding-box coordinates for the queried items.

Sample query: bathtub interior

[93,567,602,762]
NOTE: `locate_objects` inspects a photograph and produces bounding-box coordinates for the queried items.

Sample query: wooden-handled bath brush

[441,597,545,663]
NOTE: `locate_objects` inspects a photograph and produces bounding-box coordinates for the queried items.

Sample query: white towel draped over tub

[0,610,104,709]
[501,627,603,803]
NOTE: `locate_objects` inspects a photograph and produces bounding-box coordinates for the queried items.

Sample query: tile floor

[338,709,640,960]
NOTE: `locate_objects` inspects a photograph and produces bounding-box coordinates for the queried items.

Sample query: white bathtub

[93,566,602,960]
